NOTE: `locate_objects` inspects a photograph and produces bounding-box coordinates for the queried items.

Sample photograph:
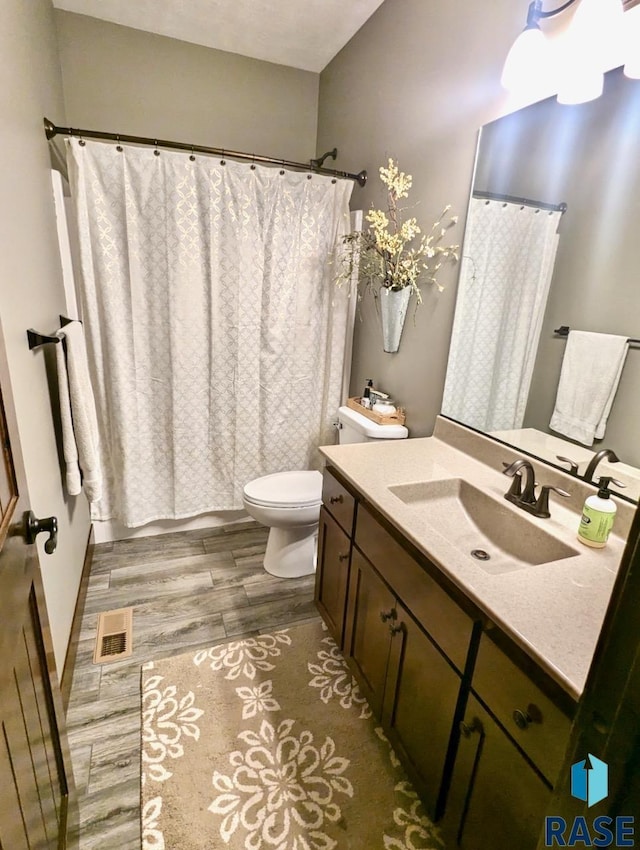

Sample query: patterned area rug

[140,620,444,849]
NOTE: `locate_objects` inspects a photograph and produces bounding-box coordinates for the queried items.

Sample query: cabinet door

[343,548,394,716]
[446,695,550,850]
[315,507,351,647]
[383,600,462,820]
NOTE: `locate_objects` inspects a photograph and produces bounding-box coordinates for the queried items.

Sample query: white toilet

[242,405,409,578]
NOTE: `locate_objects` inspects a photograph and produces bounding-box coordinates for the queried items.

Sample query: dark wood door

[0,380,71,848]
[315,507,351,647]
[343,548,394,716]
[382,599,462,820]
[445,694,550,850]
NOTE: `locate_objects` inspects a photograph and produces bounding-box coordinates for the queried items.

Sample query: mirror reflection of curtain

[67,139,353,527]
[442,198,562,432]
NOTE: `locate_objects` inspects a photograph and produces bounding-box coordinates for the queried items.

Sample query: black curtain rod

[473,190,567,214]
[44,118,367,187]
[554,325,640,345]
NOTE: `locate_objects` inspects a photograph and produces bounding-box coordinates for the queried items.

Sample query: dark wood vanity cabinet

[442,632,572,848]
[381,597,464,817]
[342,547,394,715]
[315,507,352,647]
[314,466,574,845]
[343,501,476,820]
[445,694,551,850]
[314,471,356,648]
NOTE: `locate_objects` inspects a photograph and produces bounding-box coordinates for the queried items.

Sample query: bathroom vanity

[315,417,629,849]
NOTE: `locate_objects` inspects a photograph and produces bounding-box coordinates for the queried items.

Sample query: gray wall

[476,68,640,466]
[54,11,319,162]
[1,0,91,673]
[317,0,535,436]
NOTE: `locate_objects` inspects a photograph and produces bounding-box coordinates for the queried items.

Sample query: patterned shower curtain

[67,139,353,527]
[441,198,562,432]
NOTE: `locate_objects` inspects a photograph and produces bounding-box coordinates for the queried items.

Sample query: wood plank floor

[65,519,318,849]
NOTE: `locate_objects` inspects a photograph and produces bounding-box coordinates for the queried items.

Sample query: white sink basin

[388,477,579,574]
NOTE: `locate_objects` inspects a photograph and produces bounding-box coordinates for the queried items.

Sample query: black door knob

[24,511,58,554]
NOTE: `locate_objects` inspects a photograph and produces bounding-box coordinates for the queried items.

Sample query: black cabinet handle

[338,553,349,562]
[380,608,396,623]
[329,494,344,504]
[389,623,403,636]
[459,718,482,738]
[512,709,532,730]
[24,511,58,554]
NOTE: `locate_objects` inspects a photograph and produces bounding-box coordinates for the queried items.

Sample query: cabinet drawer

[322,468,355,535]
[355,504,474,674]
[472,634,571,785]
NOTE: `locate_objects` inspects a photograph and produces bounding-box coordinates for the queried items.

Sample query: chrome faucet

[503,458,570,518]
[582,449,620,483]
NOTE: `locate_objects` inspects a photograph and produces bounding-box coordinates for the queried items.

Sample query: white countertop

[320,423,628,701]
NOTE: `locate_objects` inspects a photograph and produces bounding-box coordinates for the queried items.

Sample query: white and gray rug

[141,619,443,849]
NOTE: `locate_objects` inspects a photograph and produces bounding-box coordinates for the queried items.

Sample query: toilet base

[263,524,318,578]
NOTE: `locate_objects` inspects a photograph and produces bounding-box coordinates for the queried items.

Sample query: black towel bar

[554,326,639,345]
[27,316,78,350]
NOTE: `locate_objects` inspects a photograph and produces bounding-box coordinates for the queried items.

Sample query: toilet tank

[337,406,408,443]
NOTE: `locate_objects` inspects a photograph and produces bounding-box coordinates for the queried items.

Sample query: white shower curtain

[442,198,561,432]
[67,139,353,527]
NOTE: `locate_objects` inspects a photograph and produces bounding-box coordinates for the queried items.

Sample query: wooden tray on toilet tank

[347,397,406,426]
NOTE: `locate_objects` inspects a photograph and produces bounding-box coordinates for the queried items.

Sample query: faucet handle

[534,485,570,518]
[556,455,579,475]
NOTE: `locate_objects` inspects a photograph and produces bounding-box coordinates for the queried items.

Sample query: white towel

[549,330,628,446]
[55,321,102,502]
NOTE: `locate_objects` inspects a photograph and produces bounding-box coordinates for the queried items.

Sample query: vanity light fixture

[502,0,629,103]
[500,0,568,94]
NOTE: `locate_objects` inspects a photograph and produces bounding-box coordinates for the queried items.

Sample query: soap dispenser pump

[362,378,374,409]
[577,476,625,548]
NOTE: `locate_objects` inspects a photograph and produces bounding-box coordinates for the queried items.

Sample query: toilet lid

[243,470,323,508]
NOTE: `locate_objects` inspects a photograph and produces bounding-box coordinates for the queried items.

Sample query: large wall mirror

[441,66,640,503]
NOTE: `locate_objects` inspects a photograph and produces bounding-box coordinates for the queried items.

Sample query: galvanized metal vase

[380,286,411,353]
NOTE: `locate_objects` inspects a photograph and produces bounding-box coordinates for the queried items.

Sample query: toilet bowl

[242,470,323,578]
[243,406,409,578]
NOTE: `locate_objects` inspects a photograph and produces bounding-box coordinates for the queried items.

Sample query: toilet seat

[243,470,322,509]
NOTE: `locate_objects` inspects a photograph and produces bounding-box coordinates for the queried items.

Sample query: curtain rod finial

[356,170,367,187]
[44,118,57,140]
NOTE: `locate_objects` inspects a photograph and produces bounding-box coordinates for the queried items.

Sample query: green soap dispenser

[577,476,624,548]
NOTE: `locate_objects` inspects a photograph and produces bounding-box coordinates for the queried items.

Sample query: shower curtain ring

[220,150,226,165]
[116,134,123,152]
[190,145,195,162]
[250,154,256,170]
[154,141,160,156]
[279,159,285,175]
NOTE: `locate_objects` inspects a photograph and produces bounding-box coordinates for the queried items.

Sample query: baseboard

[61,523,94,713]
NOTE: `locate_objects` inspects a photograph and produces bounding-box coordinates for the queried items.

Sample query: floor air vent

[93,607,134,664]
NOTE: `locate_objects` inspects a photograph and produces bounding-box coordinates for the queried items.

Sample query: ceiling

[52,0,386,73]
